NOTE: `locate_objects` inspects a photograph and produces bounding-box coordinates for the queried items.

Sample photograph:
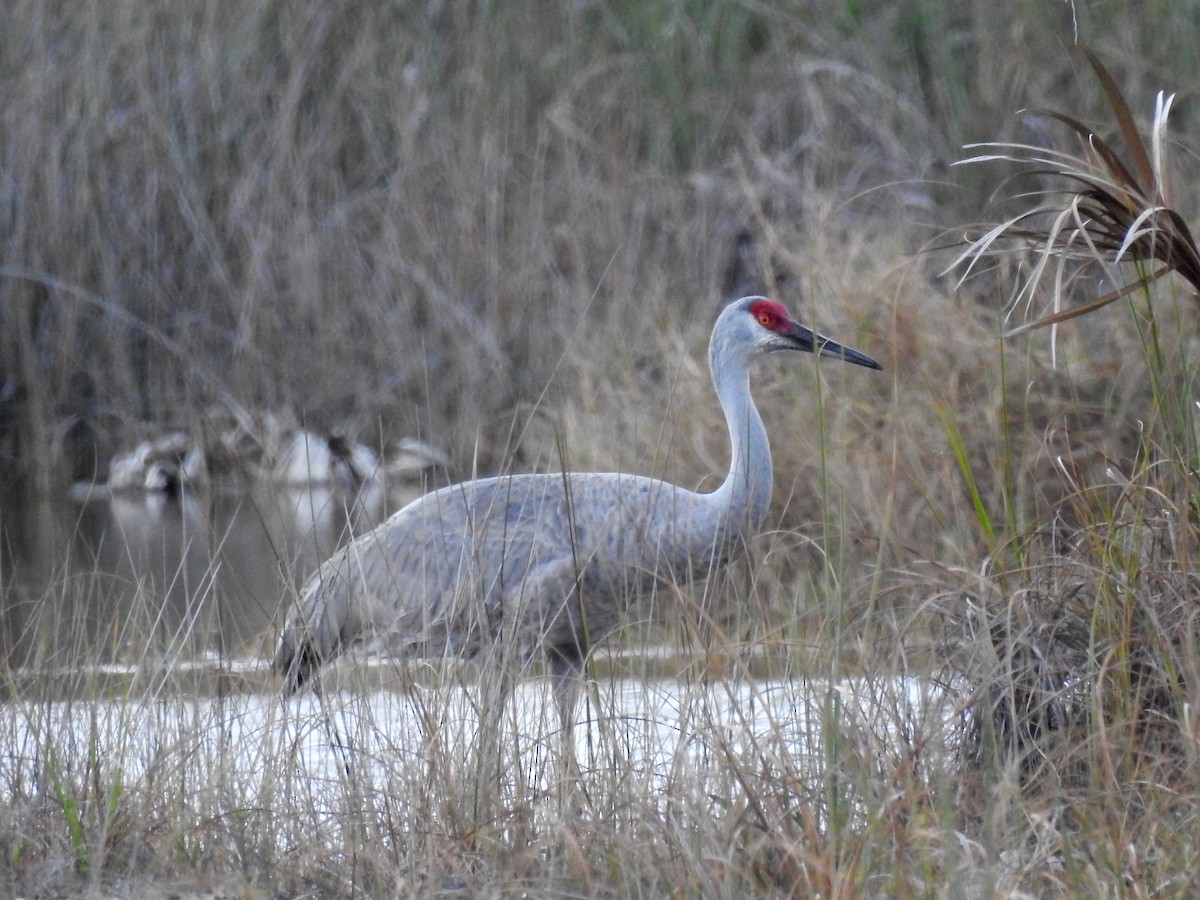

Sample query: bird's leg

[310,678,355,781]
[548,644,590,811]
[548,647,583,745]
[466,646,515,826]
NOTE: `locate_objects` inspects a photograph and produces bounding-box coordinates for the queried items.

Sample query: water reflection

[0,479,424,671]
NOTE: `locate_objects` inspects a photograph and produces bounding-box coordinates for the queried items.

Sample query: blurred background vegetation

[2,0,1199,586]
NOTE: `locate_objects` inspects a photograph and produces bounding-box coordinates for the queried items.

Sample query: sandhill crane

[274,296,880,730]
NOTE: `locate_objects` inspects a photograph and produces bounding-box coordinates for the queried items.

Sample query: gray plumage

[274,296,880,715]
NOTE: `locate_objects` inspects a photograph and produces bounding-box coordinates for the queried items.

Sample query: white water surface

[1,673,954,829]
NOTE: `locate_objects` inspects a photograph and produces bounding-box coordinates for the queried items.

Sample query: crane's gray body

[274,296,879,700]
[277,468,764,684]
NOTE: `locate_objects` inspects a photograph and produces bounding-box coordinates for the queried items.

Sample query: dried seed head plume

[948,45,1200,348]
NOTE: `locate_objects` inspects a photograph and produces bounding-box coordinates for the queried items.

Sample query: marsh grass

[922,455,1200,895]
[0,574,958,897]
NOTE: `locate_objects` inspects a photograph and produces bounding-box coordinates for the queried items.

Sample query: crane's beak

[786,321,882,370]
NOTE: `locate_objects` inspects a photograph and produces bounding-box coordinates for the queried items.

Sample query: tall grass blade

[935,403,995,546]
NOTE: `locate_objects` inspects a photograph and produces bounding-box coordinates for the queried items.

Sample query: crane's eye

[757,312,774,328]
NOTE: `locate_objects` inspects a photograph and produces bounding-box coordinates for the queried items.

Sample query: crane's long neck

[707,340,772,546]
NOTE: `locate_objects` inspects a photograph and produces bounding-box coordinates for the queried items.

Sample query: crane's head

[724,296,882,370]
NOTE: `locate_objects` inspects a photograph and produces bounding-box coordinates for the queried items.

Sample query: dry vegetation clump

[922,464,1200,896]
[945,474,1200,766]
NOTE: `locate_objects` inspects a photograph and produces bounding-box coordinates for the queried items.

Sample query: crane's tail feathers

[274,630,324,696]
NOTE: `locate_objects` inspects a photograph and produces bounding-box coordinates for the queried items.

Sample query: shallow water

[0,481,413,669]
[0,674,950,821]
